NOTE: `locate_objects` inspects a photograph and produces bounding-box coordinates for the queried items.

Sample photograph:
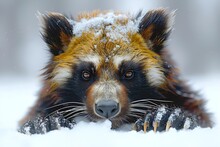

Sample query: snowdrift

[0,75,219,147]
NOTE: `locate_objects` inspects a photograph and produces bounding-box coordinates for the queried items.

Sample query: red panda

[19,9,212,134]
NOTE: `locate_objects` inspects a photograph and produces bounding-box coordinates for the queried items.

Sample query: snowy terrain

[0,74,219,147]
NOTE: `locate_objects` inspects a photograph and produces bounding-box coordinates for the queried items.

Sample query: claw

[166,121,171,131]
[153,121,158,132]
[143,122,149,133]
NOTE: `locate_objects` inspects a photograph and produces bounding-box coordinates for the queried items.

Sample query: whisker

[45,106,85,118]
[63,109,86,118]
[143,98,173,103]
[55,107,86,117]
[66,111,87,120]
[62,107,86,114]
[131,98,172,104]
[130,108,146,114]
[130,103,154,107]
[130,105,153,109]
[44,102,85,110]
[127,113,142,118]
[145,101,159,106]
[78,114,89,120]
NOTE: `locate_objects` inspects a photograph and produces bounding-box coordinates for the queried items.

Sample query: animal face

[19,9,212,134]
[40,10,173,127]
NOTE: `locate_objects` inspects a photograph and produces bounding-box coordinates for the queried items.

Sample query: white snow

[168,108,181,123]
[0,74,220,147]
[154,106,167,122]
[71,12,140,42]
[183,117,191,129]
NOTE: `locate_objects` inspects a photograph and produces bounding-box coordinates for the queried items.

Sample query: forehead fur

[51,11,165,87]
[71,11,140,43]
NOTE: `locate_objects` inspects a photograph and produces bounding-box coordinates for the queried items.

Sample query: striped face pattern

[37,10,173,127]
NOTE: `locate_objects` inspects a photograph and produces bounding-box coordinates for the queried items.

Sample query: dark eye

[124,70,134,79]
[82,71,91,80]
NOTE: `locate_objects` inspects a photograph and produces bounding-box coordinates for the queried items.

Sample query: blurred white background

[0,0,219,78]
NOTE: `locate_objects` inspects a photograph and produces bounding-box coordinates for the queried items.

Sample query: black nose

[95,100,119,118]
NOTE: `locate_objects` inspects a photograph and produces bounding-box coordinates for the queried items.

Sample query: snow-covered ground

[0,74,219,147]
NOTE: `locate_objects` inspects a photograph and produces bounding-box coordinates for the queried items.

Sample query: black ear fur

[41,13,73,56]
[139,9,174,54]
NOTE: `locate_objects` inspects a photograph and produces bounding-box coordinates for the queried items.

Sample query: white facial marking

[53,67,72,84]
[147,66,165,86]
[80,55,100,67]
[113,55,132,68]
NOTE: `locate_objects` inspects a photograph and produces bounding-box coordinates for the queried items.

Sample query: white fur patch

[113,55,165,86]
[52,67,72,84]
[80,55,101,67]
[113,55,132,68]
[147,66,165,86]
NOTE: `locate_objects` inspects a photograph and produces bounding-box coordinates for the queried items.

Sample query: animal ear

[41,12,73,56]
[138,9,174,54]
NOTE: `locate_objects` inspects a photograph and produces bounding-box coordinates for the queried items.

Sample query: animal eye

[124,70,134,79]
[82,71,91,80]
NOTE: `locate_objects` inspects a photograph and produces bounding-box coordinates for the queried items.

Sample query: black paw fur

[134,106,199,132]
[18,113,75,135]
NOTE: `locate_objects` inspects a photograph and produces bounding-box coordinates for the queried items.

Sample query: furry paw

[133,106,199,132]
[18,112,75,134]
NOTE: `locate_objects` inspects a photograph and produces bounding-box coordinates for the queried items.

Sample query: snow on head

[71,12,140,42]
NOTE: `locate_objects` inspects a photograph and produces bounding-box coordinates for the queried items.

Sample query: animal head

[40,9,174,126]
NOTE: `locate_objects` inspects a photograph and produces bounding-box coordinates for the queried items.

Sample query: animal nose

[95,100,119,118]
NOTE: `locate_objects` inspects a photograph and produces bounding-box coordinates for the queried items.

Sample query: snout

[95,100,119,118]
[86,80,128,120]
